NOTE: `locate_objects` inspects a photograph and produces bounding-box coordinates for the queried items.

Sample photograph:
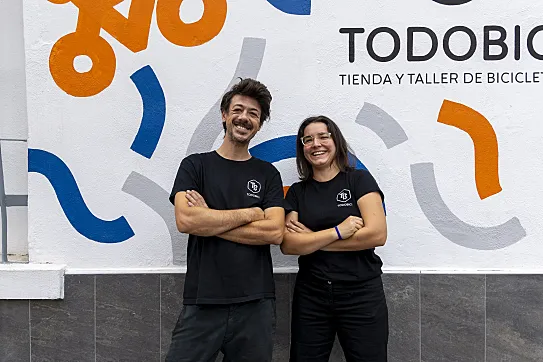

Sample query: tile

[30,275,94,362]
[330,337,346,362]
[160,274,185,360]
[0,300,29,362]
[487,275,543,362]
[96,274,160,362]
[382,273,420,362]
[273,274,291,362]
[421,274,485,362]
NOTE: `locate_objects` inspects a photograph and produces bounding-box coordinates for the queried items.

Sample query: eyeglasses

[300,132,332,146]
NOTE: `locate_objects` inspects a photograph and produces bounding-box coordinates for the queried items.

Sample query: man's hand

[185,190,208,208]
[286,220,313,234]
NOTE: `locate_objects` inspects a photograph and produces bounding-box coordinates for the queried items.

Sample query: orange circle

[49,32,116,97]
[156,0,228,47]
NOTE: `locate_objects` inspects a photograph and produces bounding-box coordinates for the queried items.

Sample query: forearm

[176,207,260,236]
[219,219,284,246]
[321,227,386,251]
[281,228,339,255]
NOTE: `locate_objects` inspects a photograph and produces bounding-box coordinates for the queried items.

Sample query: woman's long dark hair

[296,115,355,181]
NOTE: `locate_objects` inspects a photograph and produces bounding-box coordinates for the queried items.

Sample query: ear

[221,111,227,122]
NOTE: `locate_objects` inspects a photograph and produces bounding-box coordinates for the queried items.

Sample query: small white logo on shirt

[337,189,353,207]
[247,179,261,199]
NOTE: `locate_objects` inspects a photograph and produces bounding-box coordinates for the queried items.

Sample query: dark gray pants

[165,298,276,362]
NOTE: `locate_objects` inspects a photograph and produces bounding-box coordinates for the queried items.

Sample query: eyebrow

[231,103,260,113]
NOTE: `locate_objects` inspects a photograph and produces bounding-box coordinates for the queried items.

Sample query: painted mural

[22,0,543,269]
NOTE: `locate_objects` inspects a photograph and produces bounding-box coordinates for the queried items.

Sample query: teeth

[312,151,326,156]
[235,125,249,130]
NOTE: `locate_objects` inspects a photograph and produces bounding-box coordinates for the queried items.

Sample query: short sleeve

[261,168,285,210]
[169,156,201,205]
[284,183,300,214]
[353,170,384,203]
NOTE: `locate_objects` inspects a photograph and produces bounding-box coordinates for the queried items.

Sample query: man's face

[222,95,262,145]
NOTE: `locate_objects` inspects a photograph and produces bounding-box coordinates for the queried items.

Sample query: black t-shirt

[285,170,385,282]
[170,151,284,305]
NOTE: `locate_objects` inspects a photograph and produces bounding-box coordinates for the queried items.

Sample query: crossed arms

[174,190,284,246]
[280,192,387,255]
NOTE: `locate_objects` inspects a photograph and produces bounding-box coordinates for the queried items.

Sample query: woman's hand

[336,215,364,239]
[286,220,313,234]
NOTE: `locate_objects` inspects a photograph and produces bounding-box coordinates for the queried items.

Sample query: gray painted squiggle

[411,162,526,250]
[122,171,186,265]
[186,37,266,155]
[355,102,408,149]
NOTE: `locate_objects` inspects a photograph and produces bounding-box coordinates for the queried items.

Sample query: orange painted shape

[71,0,155,52]
[156,0,227,47]
[437,100,502,200]
[49,32,116,97]
[283,186,290,197]
[48,0,71,4]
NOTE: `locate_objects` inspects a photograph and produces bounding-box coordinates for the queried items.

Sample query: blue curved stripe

[28,148,134,243]
[250,135,368,170]
[266,0,311,15]
[130,65,166,159]
[250,135,297,162]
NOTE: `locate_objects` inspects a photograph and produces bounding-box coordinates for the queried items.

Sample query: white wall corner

[0,263,66,299]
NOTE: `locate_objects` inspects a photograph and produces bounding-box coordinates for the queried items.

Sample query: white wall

[15,0,543,270]
[1,0,28,256]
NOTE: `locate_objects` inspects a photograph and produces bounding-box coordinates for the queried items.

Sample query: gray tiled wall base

[2,274,543,362]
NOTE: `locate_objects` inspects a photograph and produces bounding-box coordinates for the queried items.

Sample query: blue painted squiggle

[130,65,166,159]
[250,135,367,170]
[28,148,134,243]
[266,0,311,15]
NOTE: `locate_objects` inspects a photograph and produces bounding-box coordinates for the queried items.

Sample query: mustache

[232,119,253,130]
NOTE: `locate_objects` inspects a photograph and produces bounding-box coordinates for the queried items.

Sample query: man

[166,78,285,362]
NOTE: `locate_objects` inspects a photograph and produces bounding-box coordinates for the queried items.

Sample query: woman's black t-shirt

[285,170,385,282]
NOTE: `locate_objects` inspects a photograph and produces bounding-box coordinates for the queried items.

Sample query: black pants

[290,275,388,362]
[165,298,276,362]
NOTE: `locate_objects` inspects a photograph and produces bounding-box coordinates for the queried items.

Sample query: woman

[281,115,388,362]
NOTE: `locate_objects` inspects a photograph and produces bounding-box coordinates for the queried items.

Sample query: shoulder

[181,152,213,166]
[250,157,281,175]
[347,169,377,182]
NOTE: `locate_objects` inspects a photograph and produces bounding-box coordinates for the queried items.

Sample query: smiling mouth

[233,122,252,132]
[311,151,327,156]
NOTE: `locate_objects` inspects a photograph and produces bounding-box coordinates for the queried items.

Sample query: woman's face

[302,122,337,169]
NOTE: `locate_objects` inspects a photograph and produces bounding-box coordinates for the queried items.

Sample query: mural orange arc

[438,100,502,200]
[49,0,227,97]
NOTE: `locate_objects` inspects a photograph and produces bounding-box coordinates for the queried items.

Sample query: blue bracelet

[334,226,342,240]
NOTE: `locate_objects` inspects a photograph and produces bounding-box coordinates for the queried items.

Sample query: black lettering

[353,73,360,85]
[488,72,496,83]
[484,25,508,61]
[367,27,400,62]
[340,28,365,63]
[407,27,438,61]
[443,26,477,61]
[339,74,347,85]
[527,25,543,60]
[515,25,521,60]
[450,73,459,83]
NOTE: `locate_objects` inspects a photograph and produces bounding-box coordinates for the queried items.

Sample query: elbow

[373,230,387,247]
[175,212,196,234]
[280,239,309,256]
[267,226,285,246]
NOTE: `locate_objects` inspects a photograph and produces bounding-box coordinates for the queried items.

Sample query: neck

[312,163,340,182]
[216,138,251,161]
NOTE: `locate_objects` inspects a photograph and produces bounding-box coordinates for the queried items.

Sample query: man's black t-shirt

[285,170,385,282]
[170,151,284,305]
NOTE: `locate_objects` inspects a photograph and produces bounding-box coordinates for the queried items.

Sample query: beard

[226,120,255,145]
